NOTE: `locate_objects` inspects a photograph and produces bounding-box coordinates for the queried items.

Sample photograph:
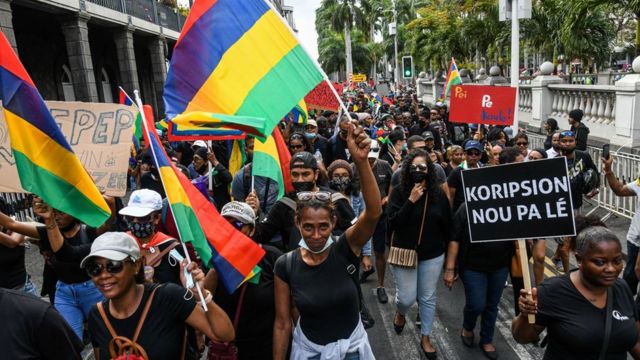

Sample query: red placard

[449,85,517,126]
[305,81,341,112]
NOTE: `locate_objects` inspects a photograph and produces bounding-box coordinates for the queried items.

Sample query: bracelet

[45,222,57,230]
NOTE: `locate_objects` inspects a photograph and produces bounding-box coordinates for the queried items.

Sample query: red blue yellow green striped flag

[118,87,143,154]
[288,99,308,125]
[170,112,268,139]
[0,32,110,227]
[439,57,463,102]
[144,112,265,292]
[252,128,293,199]
[163,0,324,135]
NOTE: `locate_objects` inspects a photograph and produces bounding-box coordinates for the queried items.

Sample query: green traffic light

[405,70,411,76]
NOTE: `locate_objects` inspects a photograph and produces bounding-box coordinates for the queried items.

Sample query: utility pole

[392,0,398,90]
[510,0,519,88]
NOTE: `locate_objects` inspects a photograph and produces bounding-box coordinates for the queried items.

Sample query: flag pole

[134,90,209,311]
[264,0,354,123]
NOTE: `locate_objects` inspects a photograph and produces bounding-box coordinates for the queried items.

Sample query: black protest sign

[461,157,576,242]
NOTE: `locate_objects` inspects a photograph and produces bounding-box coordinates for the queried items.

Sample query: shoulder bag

[97,285,162,360]
[387,195,428,268]
[207,283,248,360]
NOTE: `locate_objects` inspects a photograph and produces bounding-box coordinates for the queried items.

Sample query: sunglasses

[124,214,154,223]
[410,164,428,172]
[516,142,528,146]
[466,150,481,156]
[85,260,130,277]
[290,144,305,150]
[230,220,245,230]
[560,130,575,138]
[411,145,427,151]
[290,134,304,140]
[297,191,332,202]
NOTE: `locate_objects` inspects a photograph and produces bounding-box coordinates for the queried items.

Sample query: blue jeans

[624,242,639,295]
[460,267,509,345]
[23,275,38,296]
[54,280,105,341]
[391,254,444,336]
[309,353,359,360]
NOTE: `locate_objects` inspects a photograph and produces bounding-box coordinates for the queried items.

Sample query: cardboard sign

[0,101,136,197]
[449,85,516,126]
[462,157,576,242]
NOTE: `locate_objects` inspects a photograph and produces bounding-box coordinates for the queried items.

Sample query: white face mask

[298,236,334,254]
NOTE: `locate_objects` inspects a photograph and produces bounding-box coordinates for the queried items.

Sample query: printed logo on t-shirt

[613,310,630,321]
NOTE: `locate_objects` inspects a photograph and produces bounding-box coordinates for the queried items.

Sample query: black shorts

[372,213,388,254]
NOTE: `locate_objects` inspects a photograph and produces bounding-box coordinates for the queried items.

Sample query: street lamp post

[392,0,398,90]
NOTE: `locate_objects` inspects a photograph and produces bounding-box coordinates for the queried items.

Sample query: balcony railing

[86,0,186,32]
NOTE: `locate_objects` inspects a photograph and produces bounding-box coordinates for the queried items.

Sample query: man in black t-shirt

[0,288,83,359]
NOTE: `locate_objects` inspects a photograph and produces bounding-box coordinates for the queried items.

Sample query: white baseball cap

[80,232,140,268]
[193,140,207,149]
[221,201,256,226]
[368,139,380,159]
[119,189,163,217]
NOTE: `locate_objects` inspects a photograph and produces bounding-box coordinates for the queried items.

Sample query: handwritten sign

[0,101,136,197]
[449,85,517,126]
[462,158,576,242]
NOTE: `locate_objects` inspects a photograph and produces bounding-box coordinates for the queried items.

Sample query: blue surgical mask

[304,132,317,140]
[402,143,408,151]
[298,236,334,254]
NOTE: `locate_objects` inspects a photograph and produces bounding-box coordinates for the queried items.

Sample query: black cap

[290,151,318,170]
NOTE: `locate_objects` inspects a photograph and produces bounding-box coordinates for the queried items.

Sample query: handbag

[387,195,429,268]
[207,283,248,360]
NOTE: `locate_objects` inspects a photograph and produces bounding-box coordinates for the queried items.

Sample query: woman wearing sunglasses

[289,132,314,155]
[203,201,282,360]
[273,121,381,360]
[387,149,452,359]
[83,232,234,360]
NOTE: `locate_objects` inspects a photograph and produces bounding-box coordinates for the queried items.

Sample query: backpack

[97,285,161,360]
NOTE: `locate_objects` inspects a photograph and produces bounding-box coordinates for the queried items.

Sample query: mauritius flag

[440,57,463,102]
[143,112,265,292]
[163,0,324,135]
[0,32,111,227]
[119,87,143,153]
[252,127,293,199]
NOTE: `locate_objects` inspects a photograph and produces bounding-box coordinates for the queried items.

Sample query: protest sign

[449,85,516,126]
[352,74,367,82]
[0,101,136,197]
[305,81,341,112]
[461,157,576,242]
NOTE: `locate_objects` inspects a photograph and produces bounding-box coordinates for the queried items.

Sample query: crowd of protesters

[2,84,640,360]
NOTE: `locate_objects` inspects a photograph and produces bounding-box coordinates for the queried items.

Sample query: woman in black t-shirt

[513,226,640,360]
[273,122,381,360]
[387,149,452,360]
[84,232,234,360]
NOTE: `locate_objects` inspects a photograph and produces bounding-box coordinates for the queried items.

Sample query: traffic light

[402,56,413,78]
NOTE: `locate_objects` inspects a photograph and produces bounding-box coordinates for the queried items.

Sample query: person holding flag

[273,120,381,360]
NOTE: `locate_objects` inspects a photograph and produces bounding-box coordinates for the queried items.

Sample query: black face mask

[293,181,315,193]
[410,170,427,184]
[329,178,351,192]
[60,221,78,233]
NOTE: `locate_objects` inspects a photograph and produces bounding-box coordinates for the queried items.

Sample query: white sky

[286,0,322,61]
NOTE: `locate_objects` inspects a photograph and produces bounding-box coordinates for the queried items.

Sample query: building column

[0,0,17,54]
[114,26,140,97]
[148,36,167,117]
[61,14,99,102]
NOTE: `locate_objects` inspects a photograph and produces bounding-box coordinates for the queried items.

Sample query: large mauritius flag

[143,113,265,292]
[0,32,111,227]
[163,0,324,134]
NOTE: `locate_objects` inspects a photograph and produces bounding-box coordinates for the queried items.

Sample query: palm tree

[320,0,364,79]
[366,41,385,83]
